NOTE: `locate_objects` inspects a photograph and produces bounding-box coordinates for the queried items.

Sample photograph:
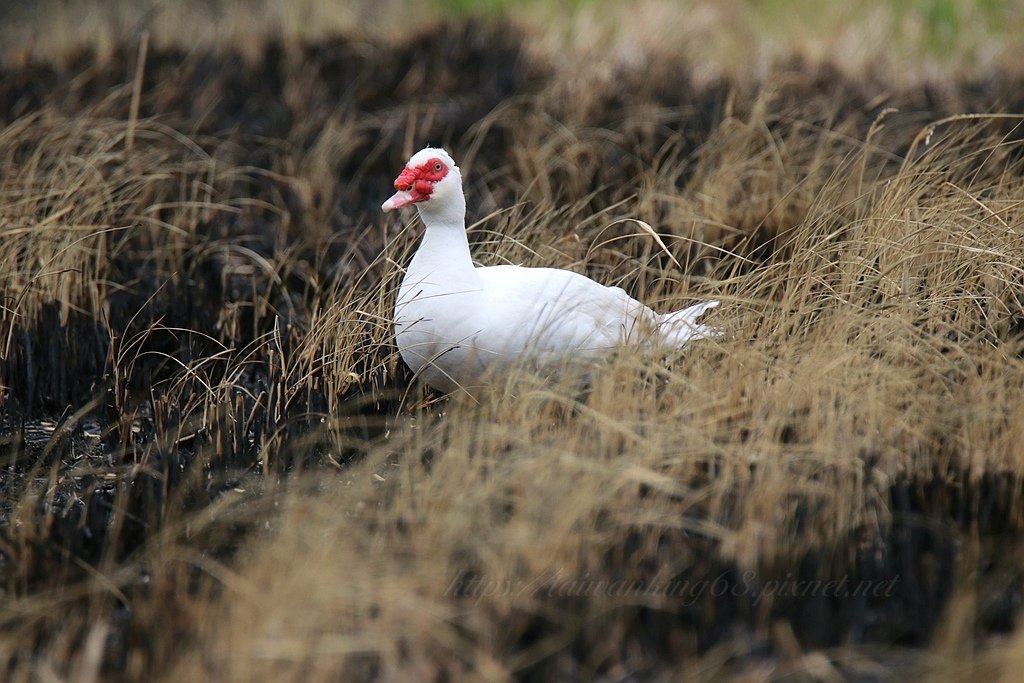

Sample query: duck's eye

[433,162,443,172]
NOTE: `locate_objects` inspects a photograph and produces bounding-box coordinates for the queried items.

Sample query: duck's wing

[476,265,657,356]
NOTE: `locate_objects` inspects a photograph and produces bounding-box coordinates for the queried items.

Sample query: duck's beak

[382,190,415,212]
[383,165,425,212]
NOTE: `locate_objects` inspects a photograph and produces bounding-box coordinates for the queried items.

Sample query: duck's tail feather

[658,300,721,346]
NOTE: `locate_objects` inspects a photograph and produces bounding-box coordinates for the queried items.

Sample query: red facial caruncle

[382,157,449,212]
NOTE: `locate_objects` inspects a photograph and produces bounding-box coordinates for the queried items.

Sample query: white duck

[383,147,719,393]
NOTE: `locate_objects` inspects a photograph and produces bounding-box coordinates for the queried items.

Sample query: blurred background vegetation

[3,0,1024,77]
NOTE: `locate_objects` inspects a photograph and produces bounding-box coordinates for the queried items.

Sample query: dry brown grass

[2,1,1024,681]
[160,115,1024,682]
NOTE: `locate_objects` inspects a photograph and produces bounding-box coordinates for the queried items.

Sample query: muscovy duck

[383,147,719,393]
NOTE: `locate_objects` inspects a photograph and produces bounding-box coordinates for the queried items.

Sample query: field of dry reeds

[3,1,1024,680]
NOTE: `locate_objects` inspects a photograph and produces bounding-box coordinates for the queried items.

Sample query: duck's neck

[409,200,478,283]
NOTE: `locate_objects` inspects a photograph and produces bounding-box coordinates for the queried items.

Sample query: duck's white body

[384,148,719,393]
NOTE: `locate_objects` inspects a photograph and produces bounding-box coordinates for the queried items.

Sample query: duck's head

[382,147,463,218]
